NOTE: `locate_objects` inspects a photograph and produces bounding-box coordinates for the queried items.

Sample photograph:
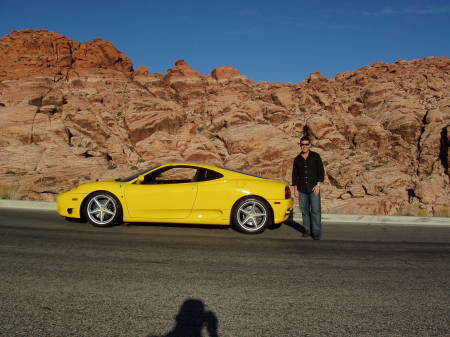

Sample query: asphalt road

[0,209,449,337]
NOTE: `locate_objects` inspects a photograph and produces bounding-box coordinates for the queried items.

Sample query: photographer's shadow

[148,299,218,337]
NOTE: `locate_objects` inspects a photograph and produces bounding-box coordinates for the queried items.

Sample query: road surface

[1,209,449,337]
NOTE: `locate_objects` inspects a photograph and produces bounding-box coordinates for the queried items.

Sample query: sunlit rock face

[0,29,449,215]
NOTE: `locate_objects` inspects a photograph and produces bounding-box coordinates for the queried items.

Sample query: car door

[190,168,236,221]
[124,166,199,219]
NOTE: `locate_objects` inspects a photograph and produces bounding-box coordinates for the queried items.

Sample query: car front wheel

[84,191,122,227]
[232,197,271,234]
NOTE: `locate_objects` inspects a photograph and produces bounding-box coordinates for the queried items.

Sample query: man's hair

[300,136,310,143]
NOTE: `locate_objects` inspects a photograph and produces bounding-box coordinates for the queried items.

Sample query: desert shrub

[433,206,450,217]
[0,185,21,200]
[395,204,432,217]
[107,162,117,170]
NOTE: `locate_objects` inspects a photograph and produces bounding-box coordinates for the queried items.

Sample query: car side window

[143,167,198,184]
[197,169,224,182]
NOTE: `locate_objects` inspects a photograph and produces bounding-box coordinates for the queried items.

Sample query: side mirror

[136,175,144,184]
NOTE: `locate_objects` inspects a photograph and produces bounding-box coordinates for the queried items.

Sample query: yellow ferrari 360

[56,163,293,234]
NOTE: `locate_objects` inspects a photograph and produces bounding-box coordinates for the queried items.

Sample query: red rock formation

[164,59,202,84]
[133,65,150,77]
[211,66,247,82]
[0,29,133,80]
[0,29,449,216]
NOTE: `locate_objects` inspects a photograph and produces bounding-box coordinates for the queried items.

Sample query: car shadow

[124,222,230,231]
[147,298,219,337]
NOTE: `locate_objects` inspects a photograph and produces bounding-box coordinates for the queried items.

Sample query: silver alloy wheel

[236,199,268,232]
[86,194,117,226]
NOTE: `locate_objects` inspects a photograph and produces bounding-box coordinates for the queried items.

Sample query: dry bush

[0,185,21,200]
[395,204,433,217]
[433,206,450,217]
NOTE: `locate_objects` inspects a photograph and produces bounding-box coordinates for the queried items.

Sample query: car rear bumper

[270,198,293,224]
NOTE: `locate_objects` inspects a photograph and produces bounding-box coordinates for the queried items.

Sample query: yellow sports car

[56,163,293,234]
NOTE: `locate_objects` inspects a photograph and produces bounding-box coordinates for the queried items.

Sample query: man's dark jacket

[292,150,325,194]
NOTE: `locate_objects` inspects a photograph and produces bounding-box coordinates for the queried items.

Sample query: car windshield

[116,166,159,182]
[219,167,267,179]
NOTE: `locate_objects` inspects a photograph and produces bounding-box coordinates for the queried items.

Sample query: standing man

[292,136,325,240]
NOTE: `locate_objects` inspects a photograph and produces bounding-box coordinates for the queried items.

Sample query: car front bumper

[56,192,86,219]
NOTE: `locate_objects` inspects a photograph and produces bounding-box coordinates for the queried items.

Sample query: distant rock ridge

[0,29,449,216]
[0,29,134,80]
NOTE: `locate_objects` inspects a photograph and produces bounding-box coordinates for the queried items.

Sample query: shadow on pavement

[147,299,219,337]
[125,222,229,231]
[280,213,307,234]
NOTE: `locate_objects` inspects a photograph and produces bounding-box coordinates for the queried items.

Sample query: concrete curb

[0,199,56,211]
[0,199,449,227]
[320,213,449,227]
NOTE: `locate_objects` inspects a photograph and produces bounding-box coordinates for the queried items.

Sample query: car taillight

[285,186,292,199]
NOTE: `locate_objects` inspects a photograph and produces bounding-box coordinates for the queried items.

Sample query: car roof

[160,162,223,170]
[158,162,264,179]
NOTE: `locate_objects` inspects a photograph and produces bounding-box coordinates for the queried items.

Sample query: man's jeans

[300,192,322,237]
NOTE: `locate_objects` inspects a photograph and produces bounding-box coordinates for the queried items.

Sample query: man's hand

[312,184,320,195]
[294,186,299,198]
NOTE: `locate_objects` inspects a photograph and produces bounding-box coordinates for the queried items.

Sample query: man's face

[300,140,310,153]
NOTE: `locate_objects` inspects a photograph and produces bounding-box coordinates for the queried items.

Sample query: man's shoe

[312,236,321,240]
[302,233,310,237]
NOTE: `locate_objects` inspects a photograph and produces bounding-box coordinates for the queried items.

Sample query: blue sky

[0,0,449,82]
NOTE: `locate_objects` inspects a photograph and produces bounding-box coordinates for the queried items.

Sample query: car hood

[68,179,121,193]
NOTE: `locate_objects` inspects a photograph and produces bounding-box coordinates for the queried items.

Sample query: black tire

[83,191,122,227]
[232,197,271,234]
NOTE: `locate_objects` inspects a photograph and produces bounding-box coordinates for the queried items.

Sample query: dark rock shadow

[439,126,449,176]
[147,299,219,337]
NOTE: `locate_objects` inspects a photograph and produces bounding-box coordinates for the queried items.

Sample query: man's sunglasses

[300,143,310,146]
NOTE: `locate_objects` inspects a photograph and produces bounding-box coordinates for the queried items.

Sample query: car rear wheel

[84,192,122,227]
[232,197,271,234]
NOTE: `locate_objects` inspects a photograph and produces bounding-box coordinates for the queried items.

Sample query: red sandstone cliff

[0,29,449,216]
